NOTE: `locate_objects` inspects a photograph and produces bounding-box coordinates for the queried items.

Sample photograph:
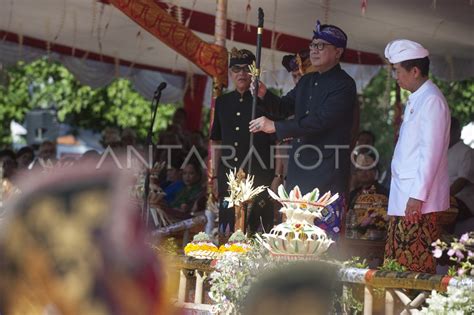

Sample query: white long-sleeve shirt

[388,80,450,216]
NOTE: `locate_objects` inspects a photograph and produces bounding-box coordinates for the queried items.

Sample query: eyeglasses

[230,65,251,73]
[308,42,334,51]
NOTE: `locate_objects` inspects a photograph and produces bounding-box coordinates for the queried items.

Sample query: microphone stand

[143,84,165,227]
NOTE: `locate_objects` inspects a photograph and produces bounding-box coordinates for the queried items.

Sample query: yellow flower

[184,243,218,255]
[219,243,249,254]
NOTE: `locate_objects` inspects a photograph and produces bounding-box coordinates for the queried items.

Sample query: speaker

[25,108,59,145]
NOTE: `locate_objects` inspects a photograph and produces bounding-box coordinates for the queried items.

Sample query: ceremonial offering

[260,185,338,258]
[219,230,251,254]
[184,232,219,260]
[224,168,266,208]
[224,168,266,232]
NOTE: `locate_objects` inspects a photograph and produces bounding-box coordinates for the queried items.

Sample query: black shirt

[261,64,357,195]
[210,90,275,195]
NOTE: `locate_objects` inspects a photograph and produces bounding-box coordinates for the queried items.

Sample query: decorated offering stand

[260,185,338,259]
[171,170,474,314]
[174,254,474,315]
[342,188,389,267]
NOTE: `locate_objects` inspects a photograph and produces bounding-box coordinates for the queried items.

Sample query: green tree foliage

[1,58,472,154]
[432,77,474,125]
[359,68,396,167]
[0,57,178,147]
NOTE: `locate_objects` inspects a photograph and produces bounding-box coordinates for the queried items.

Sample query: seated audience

[350,130,377,191]
[30,140,57,170]
[157,160,205,221]
[188,131,208,160]
[79,150,101,165]
[38,140,57,161]
[0,149,17,180]
[448,117,474,219]
[346,153,389,241]
[101,127,122,149]
[161,154,185,204]
[445,117,474,237]
[16,146,35,170]
[349,153,388,209]
[121,127,137,148]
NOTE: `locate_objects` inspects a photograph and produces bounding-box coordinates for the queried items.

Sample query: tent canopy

[1,0,473,100]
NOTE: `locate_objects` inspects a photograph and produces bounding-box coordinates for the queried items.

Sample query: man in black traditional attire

[210,48,277,235]
[249,21,357,238]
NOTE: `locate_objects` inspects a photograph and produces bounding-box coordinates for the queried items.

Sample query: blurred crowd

[0,108,210,226]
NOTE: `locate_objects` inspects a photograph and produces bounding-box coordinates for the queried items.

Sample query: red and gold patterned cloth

[384,213,439,274]
[110,0,228,87]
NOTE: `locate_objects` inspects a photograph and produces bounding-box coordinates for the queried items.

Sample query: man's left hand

[404,198,423,225]
[249,116,275,134]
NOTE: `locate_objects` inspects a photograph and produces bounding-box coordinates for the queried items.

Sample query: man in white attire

[384,39,450,274]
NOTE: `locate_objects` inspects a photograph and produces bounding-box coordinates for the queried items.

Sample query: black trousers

[218,191,274,235]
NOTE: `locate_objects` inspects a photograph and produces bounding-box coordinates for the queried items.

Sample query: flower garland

[218,243,251,254]
[184,243,219,255]
[184,230,251,259]
[184,232,219,259]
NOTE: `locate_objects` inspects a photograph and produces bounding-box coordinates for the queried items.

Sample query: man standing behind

[384,39,450,273]
[210,48,277,235]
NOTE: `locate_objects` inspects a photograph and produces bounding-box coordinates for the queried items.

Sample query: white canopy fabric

[0,0,473,102]
[0,37,382,102]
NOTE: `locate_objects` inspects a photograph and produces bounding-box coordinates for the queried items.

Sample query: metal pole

[245,8,264,235]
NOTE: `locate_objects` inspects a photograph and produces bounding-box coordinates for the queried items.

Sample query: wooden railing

[174,257,474,314]
[339,267,474,314]
[174,257,214,313]
[152,214,207,246]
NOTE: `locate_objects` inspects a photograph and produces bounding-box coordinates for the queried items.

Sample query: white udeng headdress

[384,39,429,63]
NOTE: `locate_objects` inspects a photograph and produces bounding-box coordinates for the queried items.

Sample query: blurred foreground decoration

[0,161,167,315]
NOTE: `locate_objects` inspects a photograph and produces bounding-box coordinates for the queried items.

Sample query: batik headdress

[312,20,347,49]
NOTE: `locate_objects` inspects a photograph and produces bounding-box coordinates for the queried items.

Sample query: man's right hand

[404,197,423,225]
[250,78,267,99]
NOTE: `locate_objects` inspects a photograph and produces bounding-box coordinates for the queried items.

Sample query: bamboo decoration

[224,169,266,234]
[234,170,247,232]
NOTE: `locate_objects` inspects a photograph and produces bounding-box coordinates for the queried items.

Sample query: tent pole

[209,0,227,242]
[214,0,228,48]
